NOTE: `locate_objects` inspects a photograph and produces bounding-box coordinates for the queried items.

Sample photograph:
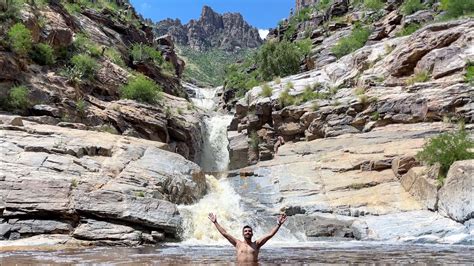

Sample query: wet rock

[228,131,249,170]
[72,219,145,245]
[0,119,207,242]
[361,210,468,243]
[9,219,73,236]
[438,160,474,223]
[289,214,354,238]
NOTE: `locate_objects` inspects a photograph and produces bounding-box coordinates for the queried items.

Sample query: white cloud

[258,29,269,40]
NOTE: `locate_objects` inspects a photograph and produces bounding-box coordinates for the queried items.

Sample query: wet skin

[208,213,287,263]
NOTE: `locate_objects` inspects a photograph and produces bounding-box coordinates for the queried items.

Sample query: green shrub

[358,94,369,104]
[311,101,320,111]
[120,74,162,104]
[257,40,303,81]
[8,85,29,110]
[406,70,430,85]
[396,23,422,37]
[104,48,125,67]
[332,25,371,58]
[136,191,145,197]
[8,23,32,56]
[260,84,273,97]
[71,54,98,79]
[465,62,474,84]
[401,0,425,15]
[73,33,102,57]
[130,43,163,66]
[249,131,260,151]
[30,43,55,65]
[371,111,380,120]
[300,85,317,102]
[274,77,281,84]
[364,0,384,11]
[76,99,87,117]
[279,88,296,107]
[295,38,312,57]
[316,0,333,11]
[416,126,474,180]
[440,0,474,19]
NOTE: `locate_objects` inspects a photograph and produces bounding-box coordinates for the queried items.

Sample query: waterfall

[180,84,301,245]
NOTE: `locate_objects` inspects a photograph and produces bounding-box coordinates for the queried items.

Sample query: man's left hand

[277,213,287,226]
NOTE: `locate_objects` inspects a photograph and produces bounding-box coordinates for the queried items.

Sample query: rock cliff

[224,0,473,244]
[155,6,263,52]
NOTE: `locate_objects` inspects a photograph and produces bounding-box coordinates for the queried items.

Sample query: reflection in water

[1,242,473,265]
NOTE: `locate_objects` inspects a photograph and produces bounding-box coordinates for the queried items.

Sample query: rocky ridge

[223,0,473,244]
[0,0,204,162]
[155,6,263,52]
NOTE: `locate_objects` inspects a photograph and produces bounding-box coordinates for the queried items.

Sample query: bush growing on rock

[257,40,302,81]
[73,33,102,57]
[71,54,98,80]
[440,0,474,19]
[332,25,371,59]
[401,0,425,15]
[104,47,125,67]
[260,84,273,97]
[8,23,32,56]
[30,43,56,65]
[465,62,474,84]
[406,70,430,85]
[0,0,23,21]
[416,125,474,181]
[364,0,384,11]
[278,88,296,107]
[8,85,29,110]
[396,23,422,37]
[130,43,164,66]
[120,74,163,104]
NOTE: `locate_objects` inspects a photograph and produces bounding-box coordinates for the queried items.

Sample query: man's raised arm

[256,213,287,248]
[208,213,238,246]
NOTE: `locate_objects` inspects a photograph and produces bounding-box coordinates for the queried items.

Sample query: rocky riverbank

[0,115,206,245]
[230,122,473,244]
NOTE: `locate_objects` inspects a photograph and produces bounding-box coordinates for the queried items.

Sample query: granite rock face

[0,117,207,244]
[228,122,473,244]
[438,160,474,223]
[155,6,262,52]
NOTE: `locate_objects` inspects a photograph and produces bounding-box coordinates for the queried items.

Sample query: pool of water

[1,241,473,265]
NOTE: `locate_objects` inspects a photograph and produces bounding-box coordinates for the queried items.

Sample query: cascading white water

[182,84,300,245]
[199,115,233,173]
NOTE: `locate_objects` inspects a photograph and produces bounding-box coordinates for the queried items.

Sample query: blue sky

[130,0,294,30]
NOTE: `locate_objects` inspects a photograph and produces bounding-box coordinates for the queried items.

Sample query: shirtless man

[208,212,287,263]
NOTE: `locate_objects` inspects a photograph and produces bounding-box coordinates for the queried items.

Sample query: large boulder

[400,166,439,210]
[0,119,207,242]
[438,160,474,223]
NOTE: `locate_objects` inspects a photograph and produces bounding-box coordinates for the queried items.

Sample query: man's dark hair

[242,225,252,231]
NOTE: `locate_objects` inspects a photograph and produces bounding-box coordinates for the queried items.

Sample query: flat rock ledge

[0,115,207,245]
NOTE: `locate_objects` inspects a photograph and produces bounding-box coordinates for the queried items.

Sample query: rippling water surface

[1,242,473,265]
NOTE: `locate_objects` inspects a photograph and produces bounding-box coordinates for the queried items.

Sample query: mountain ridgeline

[155,6,263,86]
[155,5,262,52]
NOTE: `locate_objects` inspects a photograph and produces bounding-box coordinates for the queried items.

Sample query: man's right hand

[208,212,217,224]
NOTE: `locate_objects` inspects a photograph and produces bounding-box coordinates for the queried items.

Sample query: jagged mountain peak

[155,5,262,52]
